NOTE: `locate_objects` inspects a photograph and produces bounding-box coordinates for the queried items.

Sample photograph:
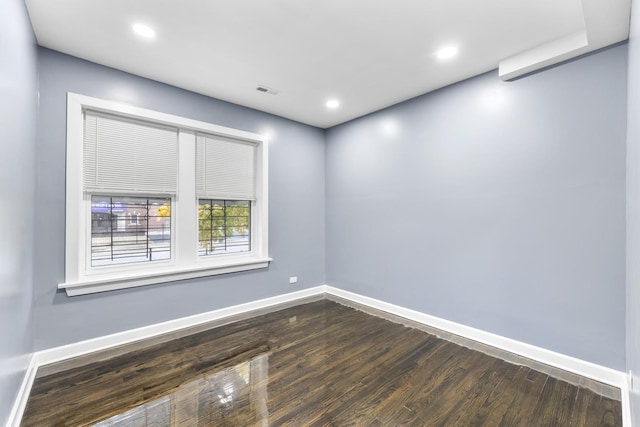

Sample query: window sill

[58,257,273,296]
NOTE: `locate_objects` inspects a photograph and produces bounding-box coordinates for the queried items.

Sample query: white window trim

[60,93,271,296]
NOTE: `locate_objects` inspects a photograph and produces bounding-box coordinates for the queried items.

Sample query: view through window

[91,196,171,266]
[198,200,250,256]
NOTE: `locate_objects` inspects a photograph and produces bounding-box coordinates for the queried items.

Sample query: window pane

[198,199,250,256]
[91,196,171,266]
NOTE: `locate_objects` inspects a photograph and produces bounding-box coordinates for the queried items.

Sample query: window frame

[61,93,270,296]
[129,212,140,225]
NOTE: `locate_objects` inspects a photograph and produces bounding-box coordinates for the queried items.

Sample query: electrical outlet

[289,276,298,284]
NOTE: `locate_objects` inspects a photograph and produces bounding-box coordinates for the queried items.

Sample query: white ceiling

[25,0,630,129]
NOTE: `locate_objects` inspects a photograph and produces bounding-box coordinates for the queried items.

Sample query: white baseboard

[323,286,632,426]
[325,286,625,386]
[7,286,326,427]
[8,284,633,427]
[34,286,326,367]
[622,375,632,427]
[6,354,37,427]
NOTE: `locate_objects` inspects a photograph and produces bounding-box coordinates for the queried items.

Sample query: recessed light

[132,23,156,39]
[326,99,340,109]
[436,46,458,60]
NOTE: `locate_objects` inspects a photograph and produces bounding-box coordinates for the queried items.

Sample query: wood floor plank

[499,367,548,426]
[20,300,622,427]
[322,336,440,425]
[600,395,624,427]
[586,394,610,427]
[421,356,505,426]
[391,350,497,425]
[441,358,513,426]
[363,338,456,424]
[274,326,437,425]
[571,388,598,427]
[538,376,578,426]
[529,375,560,425]
[455,361,525,426]
[474,363,527,426]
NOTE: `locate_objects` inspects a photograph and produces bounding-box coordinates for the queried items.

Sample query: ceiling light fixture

[326,99,340,109]
[436,46,458,60]
[132,23,156,39]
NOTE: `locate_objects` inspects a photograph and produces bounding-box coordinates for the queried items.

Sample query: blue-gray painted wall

[326,45,627,370]
[33,48,326,350]
[0,0,37,424]
[10,18,633,418]
[627,0,640,422]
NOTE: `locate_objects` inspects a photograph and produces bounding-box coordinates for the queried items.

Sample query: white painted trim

[499,30,589,80]
[64,92,271,296]
[324,286,627,389]
[621,374,632,427]
[497,0,631,81]
[7,287,323,426]
[59,257,273,296]
[35,286,326,367]
[11,285,632,426]
[67,93,267,143]
[6,354,37,427]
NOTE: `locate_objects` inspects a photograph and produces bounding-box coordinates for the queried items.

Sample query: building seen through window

[90,196,171,266]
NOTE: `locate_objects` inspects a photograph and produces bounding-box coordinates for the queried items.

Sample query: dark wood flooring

[21,300,622,426]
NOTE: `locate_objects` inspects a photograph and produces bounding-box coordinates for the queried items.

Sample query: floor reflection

[21,301,622,426]
[92,353,269,427]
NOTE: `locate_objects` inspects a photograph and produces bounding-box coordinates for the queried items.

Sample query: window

[61,93,270,296]
[91,196,171,266]
[129,213,141,225]
[198,200,251,256]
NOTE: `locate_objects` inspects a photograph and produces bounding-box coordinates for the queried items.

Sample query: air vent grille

[256,85,279,95]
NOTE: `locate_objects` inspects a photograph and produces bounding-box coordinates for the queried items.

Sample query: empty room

[2,0,640,425]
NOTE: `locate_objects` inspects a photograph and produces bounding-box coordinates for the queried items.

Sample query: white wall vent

[256,85,279,95]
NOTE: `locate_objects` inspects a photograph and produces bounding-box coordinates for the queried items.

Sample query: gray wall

[13,17,633,419]
[326,45,627,370]
[34,48,325,350]
[0,0,37,423]
[628,0,640,422]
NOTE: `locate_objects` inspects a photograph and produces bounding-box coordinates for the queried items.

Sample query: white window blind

[196,133,256,200]
[83,111,178,195]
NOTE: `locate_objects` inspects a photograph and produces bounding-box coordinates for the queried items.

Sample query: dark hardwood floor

[21,300,622,426]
